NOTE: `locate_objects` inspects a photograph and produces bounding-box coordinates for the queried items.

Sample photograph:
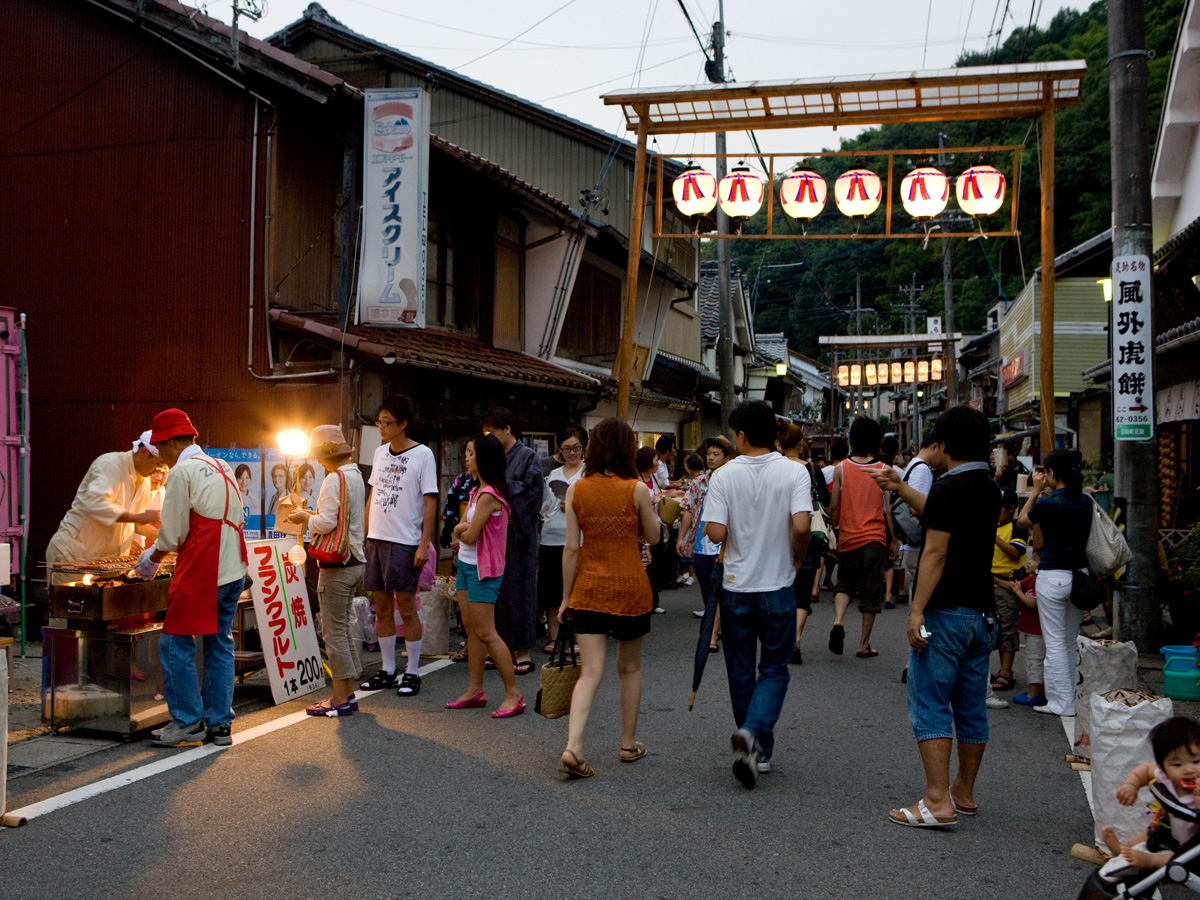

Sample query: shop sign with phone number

[1111,254,1154,441]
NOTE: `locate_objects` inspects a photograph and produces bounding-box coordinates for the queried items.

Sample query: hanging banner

[357,88,430,327]
[248,538,323,705]
[1111,255,1154,441]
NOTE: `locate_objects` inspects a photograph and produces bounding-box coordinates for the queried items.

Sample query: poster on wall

[208,448,262,540]
[247,538,323,705]
[357,87,430,328]
[1111,254,1154,441]
[262,449,326,539]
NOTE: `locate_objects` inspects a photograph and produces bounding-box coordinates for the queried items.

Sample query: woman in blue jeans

[676,436,734,649]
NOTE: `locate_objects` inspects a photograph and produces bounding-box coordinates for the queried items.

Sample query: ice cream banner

[357,87,430,327]
[248,538,323,705]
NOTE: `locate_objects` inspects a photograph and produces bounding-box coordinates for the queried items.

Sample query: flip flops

[856,647,879,658]
[888,799,958,828]
[620,741,648,763]
[829,624,845,655]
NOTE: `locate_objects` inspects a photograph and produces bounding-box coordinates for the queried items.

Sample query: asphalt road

[2,583,1101,900]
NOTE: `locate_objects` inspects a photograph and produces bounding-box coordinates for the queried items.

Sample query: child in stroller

[1079,717,1200,899]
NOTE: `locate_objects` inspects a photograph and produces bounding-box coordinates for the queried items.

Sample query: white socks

[379,634,397,674]
[405,640,422,674]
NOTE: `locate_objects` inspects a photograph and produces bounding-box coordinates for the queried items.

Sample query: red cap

[149,408,197,444]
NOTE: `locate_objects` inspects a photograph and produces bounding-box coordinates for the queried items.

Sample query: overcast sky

[238,0,1094,164]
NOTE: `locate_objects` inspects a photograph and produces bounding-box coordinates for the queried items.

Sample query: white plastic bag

[350,595,377,647]
[1074,636,1138,761]
[418,588,451,656]
[1090,688,1174,848]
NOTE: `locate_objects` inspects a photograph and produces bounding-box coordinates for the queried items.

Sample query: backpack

[889,461,927,547]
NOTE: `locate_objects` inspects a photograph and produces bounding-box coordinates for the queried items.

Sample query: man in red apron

[136,409,248,748]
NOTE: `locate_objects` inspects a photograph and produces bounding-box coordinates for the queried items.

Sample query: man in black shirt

[870,405,1001,828]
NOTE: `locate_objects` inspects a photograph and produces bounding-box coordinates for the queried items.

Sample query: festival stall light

[850,364,862,386]
[931,358,944,381]
[904,361,915,383]
[955,165,1006,216]
[833,168,882,218]
[718,163,765,218]
[779,168,827,219]
[891,362,903,383]
[918,360,930,382]
[672,164,718,217]
[900,167,950,219]
[838,365,850,386]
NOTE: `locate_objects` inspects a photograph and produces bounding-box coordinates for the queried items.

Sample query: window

[557,260,621,363]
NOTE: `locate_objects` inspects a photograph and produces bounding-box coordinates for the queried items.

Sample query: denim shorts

[907,606,997,744]
[455,561,503,605]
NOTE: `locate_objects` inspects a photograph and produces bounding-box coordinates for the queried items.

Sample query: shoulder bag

[807,462,836,551]
[1085,495,1132,579]
[889,461,926,547]
[536,621,580,719]
[308,470,352,564]
[1070,568,1106,612]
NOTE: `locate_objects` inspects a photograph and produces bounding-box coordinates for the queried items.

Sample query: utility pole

[938,133,959,406]
[855,273,863,417]
[898,274,923,448]
[1108,0,1159,651]
[712,6,736,434]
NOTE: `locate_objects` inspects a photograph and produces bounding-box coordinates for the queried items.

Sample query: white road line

[1060,714,1096,817]
[4,658,456,824]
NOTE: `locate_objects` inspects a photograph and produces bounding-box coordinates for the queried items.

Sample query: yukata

[494,443,542,652]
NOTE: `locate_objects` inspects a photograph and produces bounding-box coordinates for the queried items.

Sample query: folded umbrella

[689,563,721,711]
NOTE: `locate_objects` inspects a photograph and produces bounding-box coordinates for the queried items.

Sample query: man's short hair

[1000,487,1018,509]
[654,434,676,455]
[881,435,900,459]
[728,401,777,450]
[379,395,415,429]
[921,429,939,448]
[848,416,883,458]
[481,406,513,432]
[933,405,991,462]
[830,440,849,462]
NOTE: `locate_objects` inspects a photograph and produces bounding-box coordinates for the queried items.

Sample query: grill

[48,555,177,626]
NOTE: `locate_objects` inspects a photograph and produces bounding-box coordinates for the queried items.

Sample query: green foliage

[715,0,1184,362]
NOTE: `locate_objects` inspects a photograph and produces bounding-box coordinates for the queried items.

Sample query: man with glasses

[361,395,438,697]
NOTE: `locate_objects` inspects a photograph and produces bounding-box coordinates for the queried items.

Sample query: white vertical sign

[248,538,323,705]
[926,316,942,353]
[1111,254,1154,441]
[357,88,430,327]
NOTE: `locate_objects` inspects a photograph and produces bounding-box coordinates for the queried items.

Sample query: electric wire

[674,0,711,60]
[456,0,581,69]
[922,0,934,68]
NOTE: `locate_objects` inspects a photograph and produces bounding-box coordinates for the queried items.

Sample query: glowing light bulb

[288,541,307,565]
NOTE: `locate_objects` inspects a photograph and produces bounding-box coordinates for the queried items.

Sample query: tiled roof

[270,310,599,393]
[432,136,572,218]
[755,332,788,364]
[651,350,719,387]
[699,260,746,342]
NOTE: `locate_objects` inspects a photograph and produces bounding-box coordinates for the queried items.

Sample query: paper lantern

[850,364,862,386]
[878,363,891,384]
[901,167,950,219]
[718,165,765,218]
[956,165,1006,217]
[779,169,827,219]
[891,362,903,383]
[903,361,915,383]
[931,358,943,381]
[834,169,882,218]
[918,360,930,382]
[837,365,850,387]
[866,364,877,386]
[672,166,718,217]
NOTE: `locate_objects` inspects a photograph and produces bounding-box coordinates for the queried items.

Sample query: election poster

[248,538,324,705]
[208,448,262,540]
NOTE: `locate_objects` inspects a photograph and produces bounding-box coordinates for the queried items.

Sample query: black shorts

[363,538,422,594]
[793,568,817,612]
[834,542,887,614]
[569,608,652,642]
[538,544,565,609]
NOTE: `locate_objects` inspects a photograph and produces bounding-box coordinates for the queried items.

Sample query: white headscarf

[132,430,159,456]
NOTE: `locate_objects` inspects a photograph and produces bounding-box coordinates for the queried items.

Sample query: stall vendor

[136,408,248,749]
[45,430,166,583]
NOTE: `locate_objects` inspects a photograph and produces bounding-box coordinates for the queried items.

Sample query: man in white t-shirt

[704,401,812,789]
[896,431,941,604]
[361,395,439,698]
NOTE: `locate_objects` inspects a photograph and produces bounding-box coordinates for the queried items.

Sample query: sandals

[620,741,648,763]
[451,647,469,663]
[990,673,1016,691]
[397,673,421,696]
[560,748,594,779]
[888,799,958,828]
[855,647,879,658]
[360,669,399,690]
[514,660,536,675]
[950,792,979,816]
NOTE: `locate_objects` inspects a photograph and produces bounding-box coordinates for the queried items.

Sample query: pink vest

[472,485,511,579]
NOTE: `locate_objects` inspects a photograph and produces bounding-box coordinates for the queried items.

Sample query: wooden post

[616,114,649,422]
[1038,97,1056,457]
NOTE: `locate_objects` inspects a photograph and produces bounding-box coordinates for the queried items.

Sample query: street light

[775,362,789,376]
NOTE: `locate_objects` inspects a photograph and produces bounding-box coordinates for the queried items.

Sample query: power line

[456,0,581,69]
[922,0,934,68]
[674,0,712,60]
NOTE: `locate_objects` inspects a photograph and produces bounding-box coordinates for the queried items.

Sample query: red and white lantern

[900,167,950,219]
[672,166,718,217]
[779,169,827,219]
[718,165,765,218]
[833,169,882,218]
[956,165,1006,217]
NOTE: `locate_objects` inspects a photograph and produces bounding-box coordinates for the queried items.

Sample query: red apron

[163,458,249,636]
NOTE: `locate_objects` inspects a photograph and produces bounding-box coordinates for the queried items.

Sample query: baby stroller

[1079,782,1200,898]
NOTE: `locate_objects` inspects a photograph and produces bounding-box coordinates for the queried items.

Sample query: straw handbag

[536,623,580,719]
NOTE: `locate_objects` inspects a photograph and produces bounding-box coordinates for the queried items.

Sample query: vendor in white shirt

[45,430,166,583]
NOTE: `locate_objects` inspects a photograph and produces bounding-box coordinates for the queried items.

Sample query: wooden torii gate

[603,61,1086,452]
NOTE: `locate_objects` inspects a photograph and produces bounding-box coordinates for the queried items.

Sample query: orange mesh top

[567,475,653,617]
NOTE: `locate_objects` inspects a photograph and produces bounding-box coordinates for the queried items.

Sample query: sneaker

[756,757,772,774]
[360,669,399,691]
[986,695,1010,709]
[692,610,705,618]
[207,724,233,745]
[652,606,666,615]
[1034,704,1065,716]
[397,673,421,696]
[1014,692,1048,707]
[676,574,690,584]
[150,719,207,748]
[683,576,695,586]
[731,728,759,789]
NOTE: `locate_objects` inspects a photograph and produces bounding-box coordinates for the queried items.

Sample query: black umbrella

[689,562,721,711]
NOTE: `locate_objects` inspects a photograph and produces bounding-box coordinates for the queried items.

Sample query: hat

[149,408,197,444]
[307,424,353,459]
[132,430,159,456]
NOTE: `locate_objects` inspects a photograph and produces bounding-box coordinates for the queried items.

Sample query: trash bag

[1074,636,1138,761]
[418,586,452,656]
[351,595,377,649]
[417,552,437,593]
[1090,688,1174,848]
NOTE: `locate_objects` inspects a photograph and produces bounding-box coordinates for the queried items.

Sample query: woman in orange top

[557,418,660,778]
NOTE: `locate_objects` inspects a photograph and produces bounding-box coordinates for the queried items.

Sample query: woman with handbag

[288,426,365,718]
[1016,449,1093,717]
[557,418,661,778]
[777,423,830,665]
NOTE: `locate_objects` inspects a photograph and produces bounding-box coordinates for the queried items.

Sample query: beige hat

[307,425,354,459]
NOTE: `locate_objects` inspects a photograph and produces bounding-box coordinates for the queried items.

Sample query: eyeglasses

[560,444,582,454]
[376,419,397,428]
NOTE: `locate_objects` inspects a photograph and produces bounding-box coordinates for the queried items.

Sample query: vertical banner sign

[1111,254,1154,441]
[357,88,430,327]
[248,538,323,705]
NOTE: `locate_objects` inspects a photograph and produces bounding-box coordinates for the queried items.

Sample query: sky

[234,0,1095,166]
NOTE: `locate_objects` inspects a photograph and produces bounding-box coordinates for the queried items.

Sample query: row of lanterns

[673,163,1006,221]
[837,360,944,386]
